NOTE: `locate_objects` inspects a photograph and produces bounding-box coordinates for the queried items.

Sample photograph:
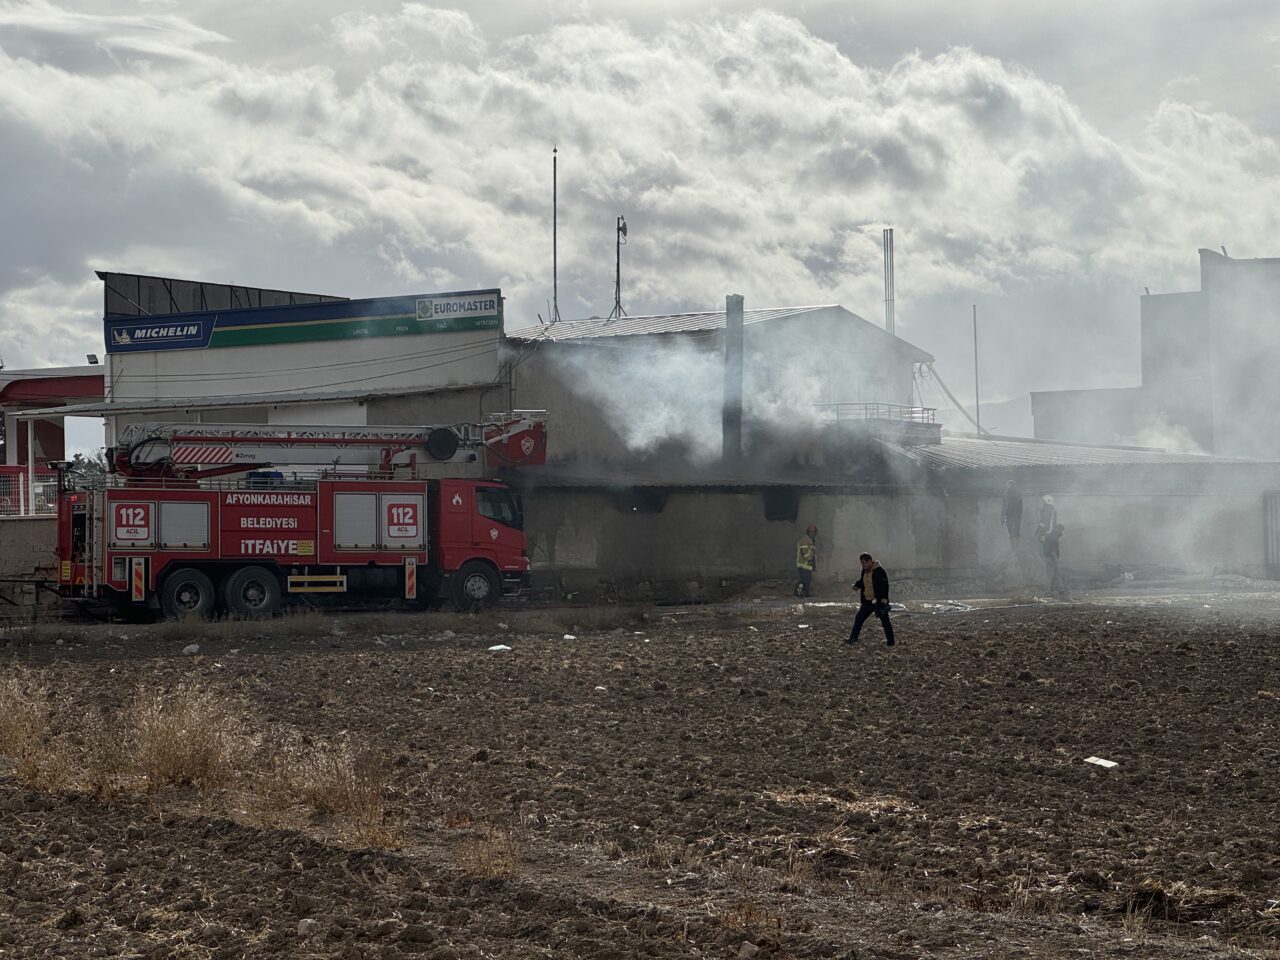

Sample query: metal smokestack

[883,227,895,336]
[723,293,744,466]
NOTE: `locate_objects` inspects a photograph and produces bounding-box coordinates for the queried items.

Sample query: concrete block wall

[522,488,981,600]
[0,516,58,618]
[524,487,1270,601]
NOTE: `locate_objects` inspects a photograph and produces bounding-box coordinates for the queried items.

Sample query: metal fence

[816,402,937,424]
[0,467,58,517]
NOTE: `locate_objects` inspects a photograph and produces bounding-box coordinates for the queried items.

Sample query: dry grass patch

[263,738,401,846]
[777,843,815,892]
[0,667,48,758]
[766,789,915,817]
[0,668,69,788]
[455,824,521,878]
[125,685,240,790]
[641,838,700,871]
[718,896,785,938]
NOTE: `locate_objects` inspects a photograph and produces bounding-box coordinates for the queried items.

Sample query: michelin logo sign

[106,319,211,353]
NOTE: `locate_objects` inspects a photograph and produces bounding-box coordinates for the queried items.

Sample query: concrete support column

[3,414,16,465]
[24,419,34,515]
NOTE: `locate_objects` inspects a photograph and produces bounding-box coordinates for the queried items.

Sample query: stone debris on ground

[1084,756,1119,769]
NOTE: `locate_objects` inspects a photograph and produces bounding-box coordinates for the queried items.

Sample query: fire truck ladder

[113,412,547,479]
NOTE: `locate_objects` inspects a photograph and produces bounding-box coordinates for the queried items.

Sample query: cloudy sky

[2,0,1278,439]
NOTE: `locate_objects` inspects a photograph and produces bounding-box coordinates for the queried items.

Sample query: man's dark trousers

[796,568,813,597]
[848,601,895,645]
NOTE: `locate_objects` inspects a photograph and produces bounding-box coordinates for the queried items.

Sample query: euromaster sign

[104,290,502,354]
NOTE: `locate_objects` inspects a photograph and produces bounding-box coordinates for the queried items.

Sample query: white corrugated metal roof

[888,435,1250,469]
[507,305,934,362]
[507,306,833,342]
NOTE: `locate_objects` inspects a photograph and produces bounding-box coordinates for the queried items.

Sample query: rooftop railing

[816,402,937,424]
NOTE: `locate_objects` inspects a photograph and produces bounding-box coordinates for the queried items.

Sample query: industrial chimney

[723,293,744,466]
[882,227,895,336]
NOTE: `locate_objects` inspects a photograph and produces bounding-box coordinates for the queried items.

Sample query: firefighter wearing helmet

[795,524,818,598]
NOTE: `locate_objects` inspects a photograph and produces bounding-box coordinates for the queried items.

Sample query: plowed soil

[1,597,1278,959]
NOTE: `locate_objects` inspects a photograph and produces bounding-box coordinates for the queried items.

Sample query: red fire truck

[52,413,547,619]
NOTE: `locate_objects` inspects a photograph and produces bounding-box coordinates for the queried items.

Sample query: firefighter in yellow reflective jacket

[795,524,818,598]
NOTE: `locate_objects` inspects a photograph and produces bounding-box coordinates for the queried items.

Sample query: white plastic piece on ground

[594,685,607,692]
[798,624,810,629]
[487,644,512,652]
[1084,756,1118,769]
[563,633,577,641]
[748,626,759,632]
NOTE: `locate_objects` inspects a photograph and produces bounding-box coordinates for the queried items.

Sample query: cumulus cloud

[0,1,1278,420]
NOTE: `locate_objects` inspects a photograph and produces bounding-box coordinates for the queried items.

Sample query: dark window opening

[763,487,800,522]
[611,488,668,514]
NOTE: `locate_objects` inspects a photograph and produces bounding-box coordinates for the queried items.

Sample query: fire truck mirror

[425,428,460,461]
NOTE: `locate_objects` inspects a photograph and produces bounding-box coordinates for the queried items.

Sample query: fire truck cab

[53,414,545,618]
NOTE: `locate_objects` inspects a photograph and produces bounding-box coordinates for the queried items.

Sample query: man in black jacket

[846,552,895,646]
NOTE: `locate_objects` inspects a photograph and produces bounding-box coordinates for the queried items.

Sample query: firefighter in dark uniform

[1041,522,1066,597]
[1001,479,1023,548]
[795,524,817,598]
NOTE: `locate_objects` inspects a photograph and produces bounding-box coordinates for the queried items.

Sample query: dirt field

[0,596,1278,959]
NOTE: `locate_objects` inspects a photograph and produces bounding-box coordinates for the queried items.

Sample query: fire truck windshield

[476,488,522,530]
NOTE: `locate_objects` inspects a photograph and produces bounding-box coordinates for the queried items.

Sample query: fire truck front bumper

[501,571,531,595]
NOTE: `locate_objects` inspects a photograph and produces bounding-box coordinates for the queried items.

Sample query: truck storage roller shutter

[334,493,378,549]
[159,501,210,549]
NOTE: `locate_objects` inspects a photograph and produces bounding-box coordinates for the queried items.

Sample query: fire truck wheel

[160,568,217,620]
[223,566,282,619]
[453,561,498,611]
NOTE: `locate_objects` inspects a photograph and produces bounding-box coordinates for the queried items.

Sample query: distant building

[1032,248,1280,458]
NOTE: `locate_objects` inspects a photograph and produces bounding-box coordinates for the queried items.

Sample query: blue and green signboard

[104,289,502,354]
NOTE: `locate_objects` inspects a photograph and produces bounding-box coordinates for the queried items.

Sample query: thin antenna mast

[608,215,628,319]
[972,304,982,437]
[882,228,895,336]
[551,146,561,324]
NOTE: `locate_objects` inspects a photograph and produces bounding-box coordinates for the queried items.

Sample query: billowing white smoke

[550,332,830,461]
